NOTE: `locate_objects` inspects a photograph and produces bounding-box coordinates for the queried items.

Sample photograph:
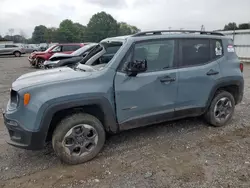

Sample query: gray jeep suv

[0,44,25,57]
[3,30,244,164]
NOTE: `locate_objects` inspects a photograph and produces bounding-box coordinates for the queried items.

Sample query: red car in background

[28,43,86,68]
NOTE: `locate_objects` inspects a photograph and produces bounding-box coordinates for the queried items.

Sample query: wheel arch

[13,50,21,55]
[41,98,118,142]
[206,79,244,110]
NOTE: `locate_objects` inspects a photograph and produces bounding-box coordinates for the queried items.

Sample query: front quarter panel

[9,69,117,133]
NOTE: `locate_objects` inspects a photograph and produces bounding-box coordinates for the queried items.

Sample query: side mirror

[126,60,147,76]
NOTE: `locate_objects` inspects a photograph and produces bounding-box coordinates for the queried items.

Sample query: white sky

[0,0,249,38]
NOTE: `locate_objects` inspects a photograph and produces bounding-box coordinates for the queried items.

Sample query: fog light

[6,119,18,126]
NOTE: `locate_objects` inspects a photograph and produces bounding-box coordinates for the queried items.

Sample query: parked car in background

[0,44,26,57]
[28,43,86,68]
[44,43,98,69]
[23,45,39,53]
[44,41,123,69]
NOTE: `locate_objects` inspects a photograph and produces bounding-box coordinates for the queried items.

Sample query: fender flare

[39,97,119,143]
[205,78,244,110]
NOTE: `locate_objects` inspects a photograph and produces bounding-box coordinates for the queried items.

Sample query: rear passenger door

[176,38,223,114]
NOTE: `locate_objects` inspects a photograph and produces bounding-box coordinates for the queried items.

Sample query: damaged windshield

[75,41,123,72]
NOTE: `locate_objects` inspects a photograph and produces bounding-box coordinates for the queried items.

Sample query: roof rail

[132,30,224,37]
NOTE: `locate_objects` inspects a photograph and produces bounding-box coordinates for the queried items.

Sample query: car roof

[103,30,229,43]
[101,35,132,43]
[57,43,86,46]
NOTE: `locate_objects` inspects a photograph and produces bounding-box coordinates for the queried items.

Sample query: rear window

[180,38,224,67]
[180,39,210,66]
[211,39,223,59]
[5,45,18,48]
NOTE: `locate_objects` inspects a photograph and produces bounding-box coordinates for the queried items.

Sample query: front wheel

[52,113,106,165]
[204,91,235,127]
[36,58,45,69]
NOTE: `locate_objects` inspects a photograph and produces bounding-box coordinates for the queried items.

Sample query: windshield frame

[84,41,124,66]
[44,44,57,52]
[71,43,97,56]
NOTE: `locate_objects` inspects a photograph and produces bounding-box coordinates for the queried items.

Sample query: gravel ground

[0,55,250,188]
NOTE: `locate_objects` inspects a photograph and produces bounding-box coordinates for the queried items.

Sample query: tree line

[223,22,250,31]
[1,16,249,43]
[0,11,140,44]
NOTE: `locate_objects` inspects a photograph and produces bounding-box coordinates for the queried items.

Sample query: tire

[52,113,106,165]
[14,51,21,57]
[36,58,45,69]
[204,91,235,127]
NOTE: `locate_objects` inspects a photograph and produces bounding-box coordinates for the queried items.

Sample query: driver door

[114,39,179,130]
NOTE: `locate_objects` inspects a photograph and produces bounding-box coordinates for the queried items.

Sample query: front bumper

[3,112,45,150]
[28,56,36,65]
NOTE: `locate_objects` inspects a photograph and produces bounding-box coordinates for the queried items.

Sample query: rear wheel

[204,91,235,127]
[52,113,106,165]
[14,51,21,57]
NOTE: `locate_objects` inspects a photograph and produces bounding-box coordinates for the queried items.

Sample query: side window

[73,45,81,51]
[133,40,175,72]
[62,45,72,51]
[119,47,133,72]
[180,39,210,67]
[211,39,223,59]
[106,46,121,54]
[5,45,14,48]
[63,45,80,51]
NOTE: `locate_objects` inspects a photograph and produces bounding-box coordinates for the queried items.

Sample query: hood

[50,53,75,60]
[12,67,92,91]
[31,51,46,56]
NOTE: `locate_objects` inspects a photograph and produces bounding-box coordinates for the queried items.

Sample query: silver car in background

[23,45,39,53]
[0,44,26,57]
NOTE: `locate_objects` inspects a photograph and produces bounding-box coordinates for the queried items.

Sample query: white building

[219,29,250,62]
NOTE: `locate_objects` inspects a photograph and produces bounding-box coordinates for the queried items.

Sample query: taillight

[240,63,244,72]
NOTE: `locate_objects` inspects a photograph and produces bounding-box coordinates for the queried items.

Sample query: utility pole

[201,25,205,31]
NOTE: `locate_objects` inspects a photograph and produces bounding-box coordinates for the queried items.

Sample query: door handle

[206,69,219,76]
[159,76,176,83]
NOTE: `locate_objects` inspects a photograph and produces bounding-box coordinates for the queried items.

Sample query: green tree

[85,11,119,42]
[45,27,57,43]
[12,35,26,43]
[32,25,48,43]
[73,23,86,42]
[118,22,140,35]
[3,35,12,41]
[56,19,85,42]
[238,23,250,30]
[224,22,238,31]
